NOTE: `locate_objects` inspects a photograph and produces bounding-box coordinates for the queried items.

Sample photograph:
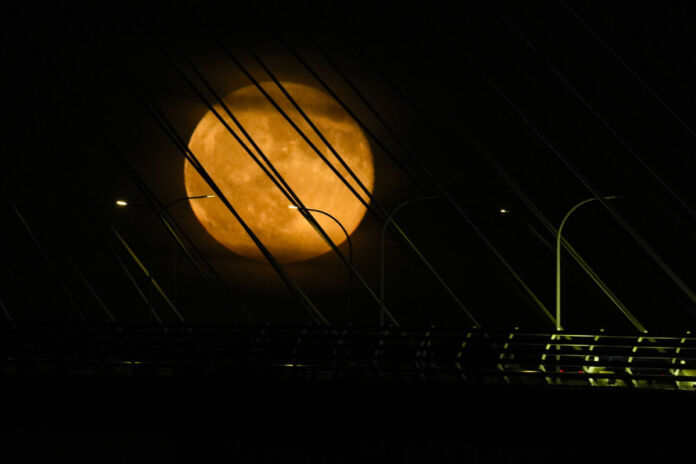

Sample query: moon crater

[185,81,374,263]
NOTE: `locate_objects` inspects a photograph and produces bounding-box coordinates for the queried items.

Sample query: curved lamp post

[116,195,215,320]
[380,196,440,327]
[556,195,621,331]
[289,204,353,325]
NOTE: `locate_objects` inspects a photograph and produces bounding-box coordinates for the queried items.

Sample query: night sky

[3,0,696,334]
[5,1,696,456]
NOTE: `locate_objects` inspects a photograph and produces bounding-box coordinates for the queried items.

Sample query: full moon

[184,81,374,263]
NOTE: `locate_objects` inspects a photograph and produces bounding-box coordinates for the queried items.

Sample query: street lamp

[380,196,440,327]
[116,195,215,321]
[288,204,353,325]
[556,195,621,331]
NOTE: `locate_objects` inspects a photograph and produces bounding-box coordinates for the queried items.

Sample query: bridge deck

[2,323,694,391]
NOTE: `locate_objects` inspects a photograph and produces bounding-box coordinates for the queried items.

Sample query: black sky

[3,0,696,334]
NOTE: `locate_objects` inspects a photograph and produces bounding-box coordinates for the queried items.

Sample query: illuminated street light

[556,195,621,331]
[289,204,353,325]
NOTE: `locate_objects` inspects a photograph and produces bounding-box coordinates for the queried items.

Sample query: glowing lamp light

[499,208,510,214]
[115,200,128,207]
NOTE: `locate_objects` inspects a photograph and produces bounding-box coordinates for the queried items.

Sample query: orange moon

[184,81,374,263]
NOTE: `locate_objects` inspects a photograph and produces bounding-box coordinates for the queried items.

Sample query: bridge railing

[0,323,694,389]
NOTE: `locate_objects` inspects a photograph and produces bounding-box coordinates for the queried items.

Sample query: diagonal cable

[487,0,696,222]
[443,25,696,319]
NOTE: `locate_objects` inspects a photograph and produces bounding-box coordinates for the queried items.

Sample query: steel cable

[441,25,696,319]
[97,47,330,326]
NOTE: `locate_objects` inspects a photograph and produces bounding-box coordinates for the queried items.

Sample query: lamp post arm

[304,208,352,264]
[556,195,621,330]
[161,195,214,214]
[380,196,441,327]
[301,207,353,325]
[557,198,596,240]
[134,195,213,323]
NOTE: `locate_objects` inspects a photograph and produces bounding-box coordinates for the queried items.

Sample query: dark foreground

[1,323,693,460]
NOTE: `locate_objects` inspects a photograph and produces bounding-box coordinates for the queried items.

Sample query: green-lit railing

[1,323,694,390]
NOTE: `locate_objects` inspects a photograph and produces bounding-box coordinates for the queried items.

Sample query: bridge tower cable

[487,0,696,224]
[140,32,398,326]
[436,14,696,320]
[348,19,646,332]
[295,18,554,326]
[193,22,477,326]
[97,47,330,326]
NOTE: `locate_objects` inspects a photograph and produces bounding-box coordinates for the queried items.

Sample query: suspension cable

[96,47,330,326]
[442,24,696,319]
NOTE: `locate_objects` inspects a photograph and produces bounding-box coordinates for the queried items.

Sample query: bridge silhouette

[3,4,696,452]
[3,322,693,391]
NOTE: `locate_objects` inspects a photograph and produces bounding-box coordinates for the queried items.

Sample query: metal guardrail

[1,323,694,390]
